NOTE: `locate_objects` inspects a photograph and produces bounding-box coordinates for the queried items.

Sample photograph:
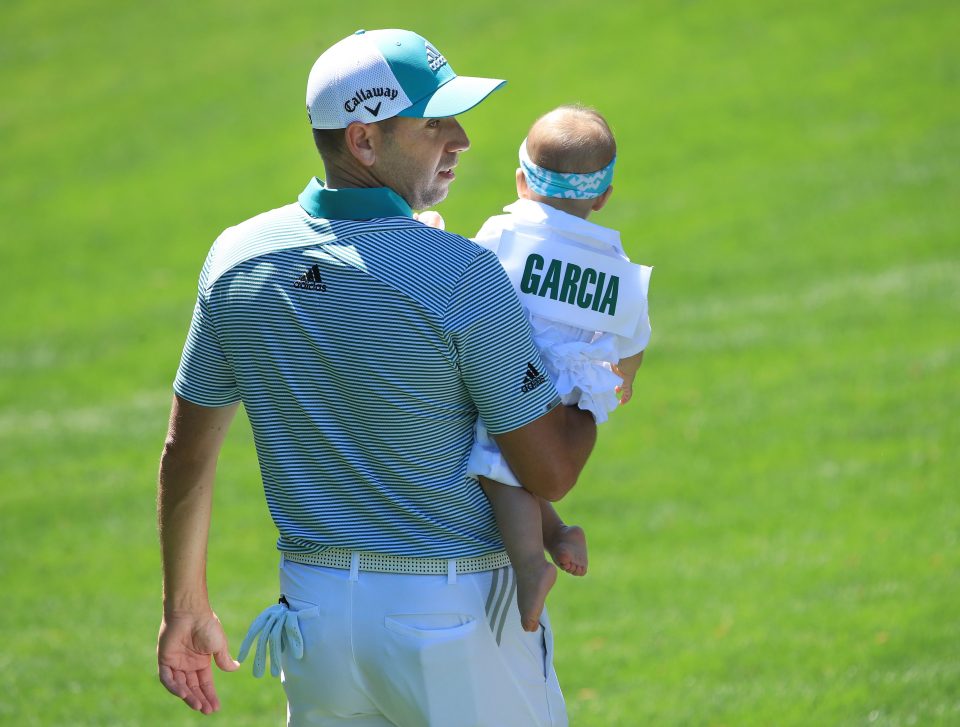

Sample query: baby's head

[517,105,617,219]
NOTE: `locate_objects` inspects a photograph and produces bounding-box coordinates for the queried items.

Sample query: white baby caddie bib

[496,229,651,337]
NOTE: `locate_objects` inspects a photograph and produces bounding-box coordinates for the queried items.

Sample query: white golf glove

[238,602,304,678]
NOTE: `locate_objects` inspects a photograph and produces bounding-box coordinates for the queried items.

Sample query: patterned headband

[518,138,616,200]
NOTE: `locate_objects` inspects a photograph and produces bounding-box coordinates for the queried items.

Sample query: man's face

[373,116,470,211]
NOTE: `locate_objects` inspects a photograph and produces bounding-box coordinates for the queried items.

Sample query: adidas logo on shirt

[520,362,547,393]
[294,264,327,292]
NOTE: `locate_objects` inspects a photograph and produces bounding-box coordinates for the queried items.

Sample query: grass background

[1,0,957,724]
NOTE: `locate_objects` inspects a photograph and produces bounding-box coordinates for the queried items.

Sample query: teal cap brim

[398,75,506,118]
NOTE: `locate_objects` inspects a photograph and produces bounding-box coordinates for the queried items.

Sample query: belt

[282,547,511,575]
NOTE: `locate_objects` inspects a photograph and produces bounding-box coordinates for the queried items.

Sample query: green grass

[1,0,957,724]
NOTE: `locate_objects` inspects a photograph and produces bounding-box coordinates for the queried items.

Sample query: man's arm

[493,403,597,502]
[157,395,240,714]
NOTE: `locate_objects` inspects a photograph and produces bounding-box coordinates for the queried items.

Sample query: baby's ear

[516,168,531,199]
[591,185,613,212]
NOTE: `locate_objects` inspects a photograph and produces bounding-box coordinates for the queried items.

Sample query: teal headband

[518,139,616,200]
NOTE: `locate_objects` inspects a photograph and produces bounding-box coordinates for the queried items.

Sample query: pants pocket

[279,598,345,725]
[383,613,476,638]
[379,613,487,726]
[539,617,566,727]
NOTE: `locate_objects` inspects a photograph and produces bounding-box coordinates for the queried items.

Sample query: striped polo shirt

[174,178,559,559]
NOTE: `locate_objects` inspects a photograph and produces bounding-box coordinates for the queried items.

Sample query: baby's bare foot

[547,525,588,577]
[514,559,558,632]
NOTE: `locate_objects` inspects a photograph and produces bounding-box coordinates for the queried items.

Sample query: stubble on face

[375,118,460,211]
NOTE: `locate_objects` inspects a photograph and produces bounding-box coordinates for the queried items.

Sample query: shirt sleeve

[172,252,241,407]
[446,249,559,435]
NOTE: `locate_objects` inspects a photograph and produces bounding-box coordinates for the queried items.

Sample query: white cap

[306,29,506,129]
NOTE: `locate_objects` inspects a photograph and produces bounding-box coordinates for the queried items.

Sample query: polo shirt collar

[299,177,413,220]
[503,198,624,254]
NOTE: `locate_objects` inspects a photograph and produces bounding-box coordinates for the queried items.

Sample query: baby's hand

[612,351,644,406]
[415,211,445,230]
[612,363,635,405]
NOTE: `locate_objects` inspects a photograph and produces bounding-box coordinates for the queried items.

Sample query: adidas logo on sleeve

[520,362,548,393]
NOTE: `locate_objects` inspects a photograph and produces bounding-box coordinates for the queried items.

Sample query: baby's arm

[612,350,644,405]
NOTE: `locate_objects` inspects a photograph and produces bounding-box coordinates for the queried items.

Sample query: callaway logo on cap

[306,29,506,129]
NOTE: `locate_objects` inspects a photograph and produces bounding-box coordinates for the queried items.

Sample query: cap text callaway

[344,87,399,112]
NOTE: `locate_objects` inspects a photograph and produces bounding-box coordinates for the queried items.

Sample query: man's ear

[591,185,613,212]
[344,122,377,167]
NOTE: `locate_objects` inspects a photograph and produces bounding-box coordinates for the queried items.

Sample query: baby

[423,105,652,631]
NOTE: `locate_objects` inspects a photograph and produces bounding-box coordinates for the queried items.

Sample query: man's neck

[323,158,382,190]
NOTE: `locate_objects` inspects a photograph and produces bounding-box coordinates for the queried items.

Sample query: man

[157,29,596,726]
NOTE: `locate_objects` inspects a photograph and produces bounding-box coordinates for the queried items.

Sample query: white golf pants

[276,555,568,726]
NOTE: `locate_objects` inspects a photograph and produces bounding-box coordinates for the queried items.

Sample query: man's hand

[158,610,239,714]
